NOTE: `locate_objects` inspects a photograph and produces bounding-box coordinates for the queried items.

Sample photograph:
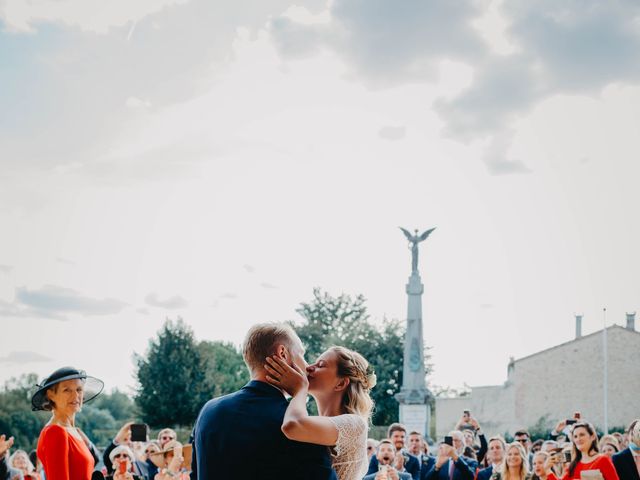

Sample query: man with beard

[363,441,412,480]
[366,424,421,480]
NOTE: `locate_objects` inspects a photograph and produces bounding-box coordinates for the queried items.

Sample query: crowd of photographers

[2,411,639,479]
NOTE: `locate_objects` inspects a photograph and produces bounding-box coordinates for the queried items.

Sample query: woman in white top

[265,346,375,480]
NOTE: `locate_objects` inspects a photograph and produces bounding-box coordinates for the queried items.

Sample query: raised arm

[265,356,339,446]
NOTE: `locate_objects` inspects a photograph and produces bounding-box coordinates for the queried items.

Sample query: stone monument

[395,227,435,439]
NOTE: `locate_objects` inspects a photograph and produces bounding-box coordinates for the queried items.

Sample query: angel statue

[400,227,436,274]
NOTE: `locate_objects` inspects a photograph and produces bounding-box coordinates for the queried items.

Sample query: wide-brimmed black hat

[31,366,104,411]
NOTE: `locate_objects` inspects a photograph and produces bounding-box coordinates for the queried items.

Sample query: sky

[1,0,639,396]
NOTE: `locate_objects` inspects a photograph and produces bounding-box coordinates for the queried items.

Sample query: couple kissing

[191,322,376,480]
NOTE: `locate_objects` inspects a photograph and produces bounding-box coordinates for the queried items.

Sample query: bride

[265,346,376,480]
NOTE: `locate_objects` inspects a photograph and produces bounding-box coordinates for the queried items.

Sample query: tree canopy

[135,318,211,428]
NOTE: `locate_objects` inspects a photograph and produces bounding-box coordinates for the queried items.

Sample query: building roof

[513,324,640,364]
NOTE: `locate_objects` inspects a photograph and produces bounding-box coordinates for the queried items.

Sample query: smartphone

[118,460,127,474]
[563,451,572,463]
[130,423,148,442]
[566,419,577,426]
[378,464,389,472]
[444,436,453,446]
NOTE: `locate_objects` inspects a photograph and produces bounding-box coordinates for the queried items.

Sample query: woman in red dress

[562,422,619,480]
[32,366,104,480]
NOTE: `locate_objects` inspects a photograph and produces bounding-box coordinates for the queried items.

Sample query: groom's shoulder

[201,387,245,413]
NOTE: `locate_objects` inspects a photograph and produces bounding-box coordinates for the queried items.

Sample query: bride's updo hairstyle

[330,346,375,419]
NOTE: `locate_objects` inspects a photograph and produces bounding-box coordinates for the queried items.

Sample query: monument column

[395,227,434,440]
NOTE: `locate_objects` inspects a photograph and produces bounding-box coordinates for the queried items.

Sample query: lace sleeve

[329,414,367,457]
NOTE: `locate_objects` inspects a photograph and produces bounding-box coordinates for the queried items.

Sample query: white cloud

[378,126,406,141]
[125,96,152,109]
[145,292,188,309]
[0,0,187,33]
[0,351,52,364]
[14,285,128,316]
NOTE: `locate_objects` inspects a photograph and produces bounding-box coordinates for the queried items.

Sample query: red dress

[561,454,620,480]
[37,425,94,480]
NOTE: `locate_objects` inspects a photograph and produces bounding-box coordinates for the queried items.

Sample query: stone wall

[435,326,640,438]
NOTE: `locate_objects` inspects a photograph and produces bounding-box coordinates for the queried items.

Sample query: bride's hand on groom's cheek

[264,355,309,395]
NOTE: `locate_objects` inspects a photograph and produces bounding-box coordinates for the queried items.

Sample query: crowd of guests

[363,413,640,480]
[0,364,638,480]
[6,410,638,480]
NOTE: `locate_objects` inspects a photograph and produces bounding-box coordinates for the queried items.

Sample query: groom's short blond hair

[242,322,298,373]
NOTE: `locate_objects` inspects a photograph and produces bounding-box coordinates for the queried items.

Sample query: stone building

[435,313,640,438]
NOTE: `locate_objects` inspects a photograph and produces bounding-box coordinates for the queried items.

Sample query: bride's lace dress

[328,414,368,480]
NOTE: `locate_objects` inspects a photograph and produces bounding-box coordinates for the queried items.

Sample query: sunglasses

[161,436,174,441]
[515,439,528,443]
[114,454,130,460]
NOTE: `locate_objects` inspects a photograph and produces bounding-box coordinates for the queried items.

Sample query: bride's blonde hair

[330,346,375,419]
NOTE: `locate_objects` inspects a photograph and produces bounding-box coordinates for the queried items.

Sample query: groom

[191,323,337,480]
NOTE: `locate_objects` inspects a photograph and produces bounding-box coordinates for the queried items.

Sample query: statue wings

[418,227,436,241]
[400,227,414,242]
[399,227,436,242]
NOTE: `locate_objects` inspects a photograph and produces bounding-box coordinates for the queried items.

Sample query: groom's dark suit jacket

[191,380,337,480]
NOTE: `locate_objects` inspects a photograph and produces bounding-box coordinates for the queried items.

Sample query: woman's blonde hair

[9,449,35,473]
[497,442,529,480]
[329,346,375,419]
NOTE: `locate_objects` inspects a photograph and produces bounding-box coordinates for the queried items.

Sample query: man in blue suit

[191,323,337,480]
[423,437,475,480]
[477,436,506,480]
[612,419,640,480]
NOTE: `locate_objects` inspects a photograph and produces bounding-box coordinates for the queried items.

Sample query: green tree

[198,341,249,397]
[91,388,138,424]
[76,405,117,447]
[292,288,430,426]
[135,318,212,428]
[0,374,48,451]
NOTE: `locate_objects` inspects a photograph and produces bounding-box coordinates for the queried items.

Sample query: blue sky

[1,0,639,394]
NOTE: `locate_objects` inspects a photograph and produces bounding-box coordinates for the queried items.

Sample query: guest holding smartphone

[106,446,142,480]
[562,422,619,480]
[32,366,104,480]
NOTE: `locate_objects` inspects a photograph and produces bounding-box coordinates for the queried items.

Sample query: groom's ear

[274,344,288,361]
[335,377,350,392]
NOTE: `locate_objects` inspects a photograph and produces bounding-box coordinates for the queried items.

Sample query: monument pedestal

[399,403,430,438]
[395,270,433,440]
